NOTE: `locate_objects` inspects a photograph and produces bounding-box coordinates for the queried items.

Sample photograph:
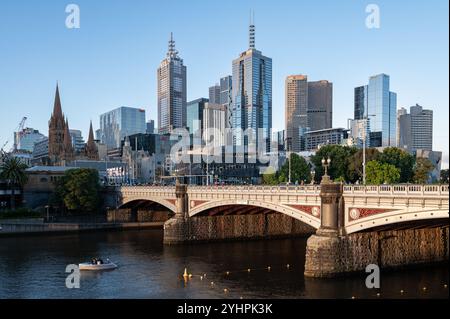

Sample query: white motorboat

[79,259,117,271]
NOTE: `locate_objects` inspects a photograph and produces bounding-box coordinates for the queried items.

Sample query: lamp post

[284,137,292,185]
[310,169,315,185]
[321,157,331,184]
[362,114,375,185]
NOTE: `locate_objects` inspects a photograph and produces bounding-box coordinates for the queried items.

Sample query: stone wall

[164,213,315,244]
[305,226,449,277]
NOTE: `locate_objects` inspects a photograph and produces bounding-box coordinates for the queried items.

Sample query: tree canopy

[53,168,101,213]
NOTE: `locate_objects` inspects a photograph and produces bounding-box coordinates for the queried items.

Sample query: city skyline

[0,0,448,167]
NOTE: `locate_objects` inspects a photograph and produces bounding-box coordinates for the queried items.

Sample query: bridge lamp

[321,157,331,184]
[310,170,316,185]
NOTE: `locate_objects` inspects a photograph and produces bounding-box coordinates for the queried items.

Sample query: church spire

[86,120,99,160]
[53,83,63,118]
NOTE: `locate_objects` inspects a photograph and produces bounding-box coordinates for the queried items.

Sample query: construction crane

[12,116,27,152]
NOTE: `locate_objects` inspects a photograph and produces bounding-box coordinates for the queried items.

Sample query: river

[0,229,447,299]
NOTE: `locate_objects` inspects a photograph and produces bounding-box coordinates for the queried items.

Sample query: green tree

[310,145,357,183]
[378,147,415,183]
[366,160,400,185]
[347,148,380,183]
[53,169,101,213]
[440,169,449,184]
[0,154,28,210]
[261,167,278,185]
[413,158,434,184]
[278,153,312,184]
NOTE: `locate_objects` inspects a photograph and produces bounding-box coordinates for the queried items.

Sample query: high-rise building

[232,19,272,152]
[203,103,227,148]
[285,76,333,152]
[220,75,233,128]
[354,85,368,120]
[397,104,433,151]
[307,80,333,131]
[209,84,220,104]
[157,33,187,134]
[14,128,46,152]
[48,84,74,165]
[69,129,85,153]
[285,75,308,152]
[187,98,209,135]
[354,74,397,147]
[99,106,146,149]
[146,120,155,134]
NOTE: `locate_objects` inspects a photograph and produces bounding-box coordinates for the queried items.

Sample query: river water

[0,229,447,299]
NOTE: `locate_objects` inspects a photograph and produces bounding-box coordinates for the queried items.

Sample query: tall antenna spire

[167,32,178,58]
[249,10,255,49]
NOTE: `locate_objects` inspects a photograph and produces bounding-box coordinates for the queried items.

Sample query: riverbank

[0,219,164,237]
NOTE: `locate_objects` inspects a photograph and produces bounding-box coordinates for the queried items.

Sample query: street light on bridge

[321,157,331,184]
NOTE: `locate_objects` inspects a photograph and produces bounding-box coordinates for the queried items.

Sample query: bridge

[118,184,449,234]
[116,182,449,277]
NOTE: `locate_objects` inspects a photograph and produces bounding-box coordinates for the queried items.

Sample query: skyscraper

[307,80,333,131]
[157,33,187,134]
[354,74,397,147]
[203,103,227,148]
[285,75,308,152]
[14,128,46,153]
[187,98,209,135]
[232,19,272,152]
[398,104,433,151]
[220,75,233,128]
[209,84,220,104]
[99,106,146,149]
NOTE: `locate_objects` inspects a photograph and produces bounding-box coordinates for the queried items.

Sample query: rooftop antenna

[249,10,255,49]
[168,32,178,58]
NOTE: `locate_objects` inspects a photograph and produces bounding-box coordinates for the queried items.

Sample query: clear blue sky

[0,0,448,167]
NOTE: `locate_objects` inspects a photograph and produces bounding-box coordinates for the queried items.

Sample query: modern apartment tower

[397,104,433,151]
[209,84,221,104]
[157,33,187,134]
[354,74,397,147]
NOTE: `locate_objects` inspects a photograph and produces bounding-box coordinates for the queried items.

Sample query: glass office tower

[354,74,397,147]
[187,98,209,135]
[99,106,146,149]
[232,21,272,152]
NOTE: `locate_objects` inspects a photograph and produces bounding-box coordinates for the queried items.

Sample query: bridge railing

[343,184,449,196]
[187,185,321,194]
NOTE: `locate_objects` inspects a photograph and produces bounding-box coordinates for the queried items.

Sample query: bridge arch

[119,196,176,213]
[189,199,320,229]
[345,207,449,234]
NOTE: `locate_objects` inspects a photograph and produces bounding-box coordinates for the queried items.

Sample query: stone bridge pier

[304,180,449,278]
[163,180,189,244]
